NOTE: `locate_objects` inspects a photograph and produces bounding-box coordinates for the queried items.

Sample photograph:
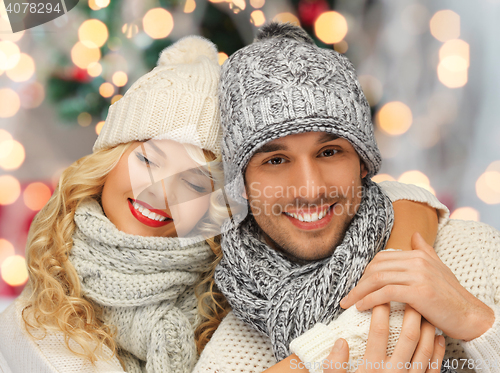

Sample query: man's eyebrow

[143,141,167,158]
[254,143,288,154]
[317,133,339,144]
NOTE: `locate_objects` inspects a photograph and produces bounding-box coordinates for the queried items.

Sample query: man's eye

[136,152,158,168]
[266,157,286,165]
[320,149,338,157]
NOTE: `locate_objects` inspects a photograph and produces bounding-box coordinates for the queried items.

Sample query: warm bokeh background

[1,0,499,311]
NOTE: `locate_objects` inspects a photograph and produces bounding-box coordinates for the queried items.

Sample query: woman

[0,35,232,373]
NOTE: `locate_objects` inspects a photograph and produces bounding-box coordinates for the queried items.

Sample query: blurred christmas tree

[46,0,339,126]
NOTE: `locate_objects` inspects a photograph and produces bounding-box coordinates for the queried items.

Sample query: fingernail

[340,294,348,305]
[332,339,344,353]
[355,299,363,309]
[438,335,445,347]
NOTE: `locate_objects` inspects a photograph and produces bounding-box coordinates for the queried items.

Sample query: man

[194,23,500,373]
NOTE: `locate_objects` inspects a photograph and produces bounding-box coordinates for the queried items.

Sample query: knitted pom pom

[255,22,314,44]
[157,35,219,66]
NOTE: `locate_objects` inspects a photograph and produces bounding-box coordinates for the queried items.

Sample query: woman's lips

[128,198,173,228]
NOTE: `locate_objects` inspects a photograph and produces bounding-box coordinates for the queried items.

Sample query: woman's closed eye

[183,179,209,194]
[136,152,159,168]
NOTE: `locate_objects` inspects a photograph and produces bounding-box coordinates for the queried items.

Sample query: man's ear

[242,187,248,200]
[360,161,368,179]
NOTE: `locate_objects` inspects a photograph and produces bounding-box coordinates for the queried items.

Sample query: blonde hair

[22,141,231,363]
[23,143,133,363]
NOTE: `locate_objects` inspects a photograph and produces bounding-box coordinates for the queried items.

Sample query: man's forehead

[254,132,340,154]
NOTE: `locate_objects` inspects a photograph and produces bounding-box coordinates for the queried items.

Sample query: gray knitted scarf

[69,199,213,373]
[215,179,394,361]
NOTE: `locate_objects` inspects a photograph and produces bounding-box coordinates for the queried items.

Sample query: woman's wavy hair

[22,140,231,364]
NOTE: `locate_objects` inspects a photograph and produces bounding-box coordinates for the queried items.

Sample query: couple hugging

[0,22,498,373]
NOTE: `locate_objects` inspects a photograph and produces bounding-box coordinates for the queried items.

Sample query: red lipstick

[128,198,173,228]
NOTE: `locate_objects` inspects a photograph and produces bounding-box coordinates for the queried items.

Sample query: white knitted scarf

[215,180,395,361]
[69,199,213,373]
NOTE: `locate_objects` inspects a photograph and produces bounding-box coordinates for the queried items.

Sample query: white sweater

[194,182,500,373]
[0,295,124,373]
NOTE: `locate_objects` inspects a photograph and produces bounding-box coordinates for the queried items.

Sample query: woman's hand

[340,232,494,341]
[324,304,445,373]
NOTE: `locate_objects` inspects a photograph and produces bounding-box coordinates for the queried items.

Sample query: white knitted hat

[93,35,222,156]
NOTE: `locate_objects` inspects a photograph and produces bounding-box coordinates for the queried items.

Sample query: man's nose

[289,158,327,200]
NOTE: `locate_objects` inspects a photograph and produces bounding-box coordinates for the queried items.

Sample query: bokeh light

[334,41,348,54]
[250,0,265,8]
[0,175,21,205]
[0,239,15,267]
[0,41,21,70]
[71,41,101,69]
[398,170,435,195]
[111,94,123,104]
[0,140,25,170]
[440,39,469,67]
[230,0,246,13]
[99,82,115,98]
[450,207,480,221]
[184,0,196,13]
[88,0,101,11]
[122,23,139,39]
[143,8,174,39]
[372,174,396,183]
[112,71,128,87]
[0,88,21,118]
[96,121,105,135]
[87,61,102,77]
[0,129,13,159]
[476,170,500,204]
[95,0,110,8]
[273,13,300,26]
[430,10,460,42]
[19,82,45,109]
[315,11,348,44]
[218,52,228,65]
[23,182,52,211]
[77,112,92,127]
[1,255,28,287]
[376,101,413,136]
[251,10,266,27]
[437,61,467,88]
[358,75,383,107]
[6,53,35,82]
[79,19,109,48]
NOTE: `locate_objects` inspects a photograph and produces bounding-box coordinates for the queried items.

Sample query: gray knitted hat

[220,22,381,201]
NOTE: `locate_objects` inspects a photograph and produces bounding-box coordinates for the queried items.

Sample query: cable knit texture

[93,35,222,156]
[69,199,214,373]
[215,179,394,361]
[194,182,500,373]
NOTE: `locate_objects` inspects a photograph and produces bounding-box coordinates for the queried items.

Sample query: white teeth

[285,206,331,223]
[131,201,167,222]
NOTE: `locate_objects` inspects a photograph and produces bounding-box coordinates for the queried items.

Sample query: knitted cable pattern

[70,199,214,373]
[215,179,394,361]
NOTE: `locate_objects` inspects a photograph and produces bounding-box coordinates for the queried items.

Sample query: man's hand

[339,232,494,341]
[324,304,445,373]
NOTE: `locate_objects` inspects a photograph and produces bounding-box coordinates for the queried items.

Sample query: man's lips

[128,198,173,228]
[283,203,336,231]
